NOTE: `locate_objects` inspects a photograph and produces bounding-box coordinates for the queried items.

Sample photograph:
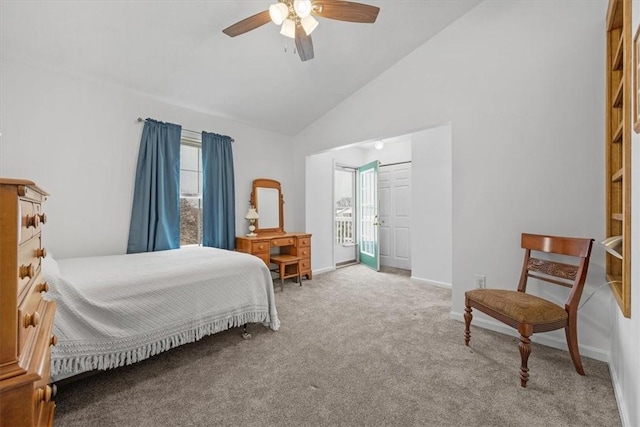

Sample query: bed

[41,246,280,381]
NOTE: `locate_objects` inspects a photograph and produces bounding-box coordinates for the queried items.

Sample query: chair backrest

[517,233,594,312]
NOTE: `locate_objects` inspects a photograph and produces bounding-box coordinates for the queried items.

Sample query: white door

[379,163,411,270]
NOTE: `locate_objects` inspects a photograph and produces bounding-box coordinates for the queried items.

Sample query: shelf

[612,78,624,107]
[612,121,623,142]
[612,213,624,221]
[612,167,624,181]
[613,33,624,70]
[605,0,631,319]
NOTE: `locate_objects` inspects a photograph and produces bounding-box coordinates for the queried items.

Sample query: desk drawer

[297,236,311,247]
[251,241,270,254]
[300,259,311,273]
[297,247,311,259]
[271,237,295,247]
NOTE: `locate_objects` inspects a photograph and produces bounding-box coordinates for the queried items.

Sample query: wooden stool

[270,254,302,291]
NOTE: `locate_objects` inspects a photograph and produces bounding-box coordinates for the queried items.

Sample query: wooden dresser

[0,178,56,427]
[236,232,312,280]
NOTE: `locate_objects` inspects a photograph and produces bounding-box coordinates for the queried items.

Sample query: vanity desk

[236,178,312,281]
[236,232,312,280]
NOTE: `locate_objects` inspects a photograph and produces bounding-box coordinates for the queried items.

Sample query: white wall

[0,60,294,258]
[305,151,336,274]
[293,0,615,382]
[411,124,452,288]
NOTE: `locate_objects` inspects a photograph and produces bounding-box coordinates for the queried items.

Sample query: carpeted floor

[54,265,621,426]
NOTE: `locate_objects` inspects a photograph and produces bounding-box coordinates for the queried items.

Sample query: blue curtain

[127,119,182,253]
[202,131,236,249]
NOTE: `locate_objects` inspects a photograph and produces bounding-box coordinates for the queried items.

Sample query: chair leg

[463,305,473,346]
[565,318,585,375]
[518,334,531,388]
[297,262,302,286]
[279,264,285,292]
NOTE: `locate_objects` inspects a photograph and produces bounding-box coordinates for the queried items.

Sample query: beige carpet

[54,264,620,426]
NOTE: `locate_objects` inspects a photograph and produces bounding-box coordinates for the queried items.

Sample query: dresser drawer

[18,235,45,295]
[20,200,39,244]
[17,276,45,355]
[271,237,295,247]
[21,185,46,203]
[33,301,57,427]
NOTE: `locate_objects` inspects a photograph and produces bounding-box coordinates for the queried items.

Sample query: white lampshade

[269,3,289,25]
[300,15,318,35]
[280,19,296,38]
[293,0,312,18]
[374,140,384,150]
[245,207,260,220]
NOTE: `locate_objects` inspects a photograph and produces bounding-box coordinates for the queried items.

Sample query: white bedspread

[42,246,279,379]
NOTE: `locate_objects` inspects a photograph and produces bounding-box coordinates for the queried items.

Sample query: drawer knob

[39,212,47,224]
[19,264,34,279]
[26,214,40,228]
[35,385,54,403]
[50,335,58,347]
[24,311,40,328]
[36,247,47,259]
[36,281,50,293]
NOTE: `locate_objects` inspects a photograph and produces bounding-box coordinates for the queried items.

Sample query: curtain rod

[136,118,234,142]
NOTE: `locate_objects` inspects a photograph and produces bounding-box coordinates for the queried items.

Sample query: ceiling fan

[222,0,380,62]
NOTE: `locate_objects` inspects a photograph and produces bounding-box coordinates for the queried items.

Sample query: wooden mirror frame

[250,178,284,234]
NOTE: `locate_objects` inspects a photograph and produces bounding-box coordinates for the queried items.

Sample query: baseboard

[411,276,452,290]
[449,311,609,363]
[608,356,631,427]
[312,266,335,276]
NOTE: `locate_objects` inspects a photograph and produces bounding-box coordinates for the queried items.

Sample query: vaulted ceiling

[1,0,481,136]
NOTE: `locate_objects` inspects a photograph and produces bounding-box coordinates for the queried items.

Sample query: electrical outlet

[474,274,486,289]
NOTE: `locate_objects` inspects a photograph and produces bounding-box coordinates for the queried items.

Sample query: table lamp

[245,206,259,237]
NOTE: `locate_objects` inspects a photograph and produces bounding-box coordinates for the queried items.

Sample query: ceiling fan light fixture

[280,18,296,38]
[293,0,313,18]
[269,3,289,25]
[300,15,319,35]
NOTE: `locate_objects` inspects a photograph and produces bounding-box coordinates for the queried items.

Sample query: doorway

[306,124,451,284]
[334,165,357,266]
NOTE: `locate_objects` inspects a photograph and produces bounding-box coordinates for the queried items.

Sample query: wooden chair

[270,254,302,291]
[464,233,594,387]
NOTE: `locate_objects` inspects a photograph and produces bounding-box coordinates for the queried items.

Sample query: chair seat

[270,254,302,291]
[270,254,301,264]
[465,289,567,325]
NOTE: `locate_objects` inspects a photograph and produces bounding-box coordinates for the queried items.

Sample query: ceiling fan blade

[295,25,314,62]
[312,0,380,23]
[222,10,271,37]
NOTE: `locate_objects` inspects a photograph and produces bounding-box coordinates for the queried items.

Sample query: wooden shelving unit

[605,0,631,318]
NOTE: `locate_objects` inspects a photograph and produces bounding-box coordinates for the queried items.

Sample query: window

[180,139,203,245]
